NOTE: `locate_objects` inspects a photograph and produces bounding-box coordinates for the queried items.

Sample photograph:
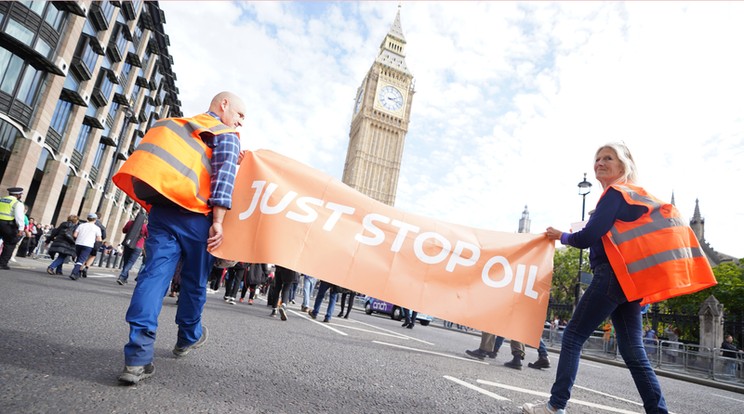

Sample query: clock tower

[342,7,414,206]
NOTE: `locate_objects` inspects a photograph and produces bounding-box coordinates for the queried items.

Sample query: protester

[117,214,148,285]
[46,215,79,275]
[240,263,268,304]
[308,280,339,323]
[300,273,317,312]
[271,265,299,320]
[524,142,715,414]
[81,212,106,277]
[70,213,102,280]
[113,91,246,384]
[337,288,357,319]
[0,187,25,270]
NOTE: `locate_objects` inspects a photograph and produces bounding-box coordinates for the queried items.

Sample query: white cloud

[160,1,744,259]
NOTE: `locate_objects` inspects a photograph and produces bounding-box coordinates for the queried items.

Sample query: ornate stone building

[0,1,180,245]
[687,199,737,266]
[342,7,414,206]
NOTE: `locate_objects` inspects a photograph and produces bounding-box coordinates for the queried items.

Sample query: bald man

[114,92,246,384]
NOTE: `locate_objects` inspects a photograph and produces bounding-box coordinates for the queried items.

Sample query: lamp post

[574,173,592,308]
[96,106,135,214]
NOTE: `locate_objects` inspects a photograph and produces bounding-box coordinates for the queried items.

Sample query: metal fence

[541,327,744,386]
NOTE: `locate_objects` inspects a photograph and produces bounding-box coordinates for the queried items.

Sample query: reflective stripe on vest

[607,185,707,273]
[601,184,716,304]
[0,196,18,221]
[113,113,238,214]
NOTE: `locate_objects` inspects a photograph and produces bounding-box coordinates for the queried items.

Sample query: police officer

[0,187,25,270]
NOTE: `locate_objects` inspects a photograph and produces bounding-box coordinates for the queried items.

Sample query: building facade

[0,0,180,245]
[341,8,414,206]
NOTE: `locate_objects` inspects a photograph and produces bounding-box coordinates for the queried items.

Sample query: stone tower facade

[341,8,414,206]
[518,205,530,234]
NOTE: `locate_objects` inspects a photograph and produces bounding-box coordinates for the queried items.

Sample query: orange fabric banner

[214,150,555,346]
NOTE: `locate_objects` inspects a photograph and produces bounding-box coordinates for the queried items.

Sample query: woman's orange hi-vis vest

[601,184,716,305]
[112,113,238,214]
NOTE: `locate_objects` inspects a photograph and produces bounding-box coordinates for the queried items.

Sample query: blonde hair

[596,142,638,183]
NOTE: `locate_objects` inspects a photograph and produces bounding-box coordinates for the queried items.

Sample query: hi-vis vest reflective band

[113,113,238,214]
[0,196,19,221]
[601,184,716,305]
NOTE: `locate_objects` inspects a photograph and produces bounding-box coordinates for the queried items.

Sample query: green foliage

[550,246,591,305]
[663,259,744,316]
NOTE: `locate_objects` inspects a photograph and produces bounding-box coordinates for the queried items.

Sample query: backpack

[123,211,146,249]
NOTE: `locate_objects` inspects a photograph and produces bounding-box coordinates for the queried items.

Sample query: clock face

[378,85,404,111]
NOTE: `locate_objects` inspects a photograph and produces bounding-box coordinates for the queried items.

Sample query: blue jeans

[312,281,337,320]
[537,338,548,359]
[302,275,317,309]
[549,263,667,413]
[49,254,68,273]
[123,204,213,366]
[288,281,298,302]
[119,246,142,281]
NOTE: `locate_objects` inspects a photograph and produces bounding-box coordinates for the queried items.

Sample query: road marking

[580,361,604,369]
[292,310,348,336]
[443,376,509,401]
[711,393,744,403]
[573,385,643,408]
[352,320,434,345]
[476,379,641,414]
[329,324,411,339]
[87,273,116,278]
[372,341,488,364]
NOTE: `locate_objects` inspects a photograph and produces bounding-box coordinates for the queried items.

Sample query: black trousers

[0,221,20,266]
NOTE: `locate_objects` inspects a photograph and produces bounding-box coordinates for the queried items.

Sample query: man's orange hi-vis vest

[113,113,238,214]
[601,184,717,305]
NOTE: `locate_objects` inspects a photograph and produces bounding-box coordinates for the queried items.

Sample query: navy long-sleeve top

[560,187,647,270]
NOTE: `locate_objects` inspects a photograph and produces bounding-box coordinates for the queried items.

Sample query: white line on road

[352,319,434,345]
[580,361,604,369]
[87,273,116,278]
[476,379,641,414]
[573,385,644,408]
[292,310,348,336]
[329,323,411,339]
[711,393,744,403]
[372,341,489,364]
[443,376,510,401]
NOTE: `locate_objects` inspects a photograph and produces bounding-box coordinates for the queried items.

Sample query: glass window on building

[5,20,35,47]
[73,124,93,154]
[16,65,43,106]
[0,49,24,94]
[92,142,106,170]
[49,99,74,135]
[20,0,45,16]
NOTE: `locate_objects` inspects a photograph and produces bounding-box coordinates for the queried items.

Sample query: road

[1,257,742,413]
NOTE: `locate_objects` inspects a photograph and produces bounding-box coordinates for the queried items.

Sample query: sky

[159,1,744,259]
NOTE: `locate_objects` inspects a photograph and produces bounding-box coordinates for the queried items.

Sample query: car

[364,297,432,326]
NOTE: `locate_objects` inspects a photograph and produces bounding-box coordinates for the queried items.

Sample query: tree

[550,246,591,304]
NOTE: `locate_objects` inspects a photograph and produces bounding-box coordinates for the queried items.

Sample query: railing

[540,327,744,386]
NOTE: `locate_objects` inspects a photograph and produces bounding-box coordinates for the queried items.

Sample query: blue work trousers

[123,204,213,366]
[549,263,667,413]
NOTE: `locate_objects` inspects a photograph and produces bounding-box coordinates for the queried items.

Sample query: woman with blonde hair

[524,142,715,414]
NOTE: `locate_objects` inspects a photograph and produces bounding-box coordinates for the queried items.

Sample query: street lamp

[574,173,592,307]
[96,106,136,214]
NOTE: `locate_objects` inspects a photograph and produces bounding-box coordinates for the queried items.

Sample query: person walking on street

[80,213,106,278]
[271,265,299,320]
[308,280,339,323]
[45,215,79,275]
[300,273,317,312]
[117,214,148,285]
[0,187,25,270]
[70,213,102,280]
[524,142,716,414]
[113,91,246,385]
